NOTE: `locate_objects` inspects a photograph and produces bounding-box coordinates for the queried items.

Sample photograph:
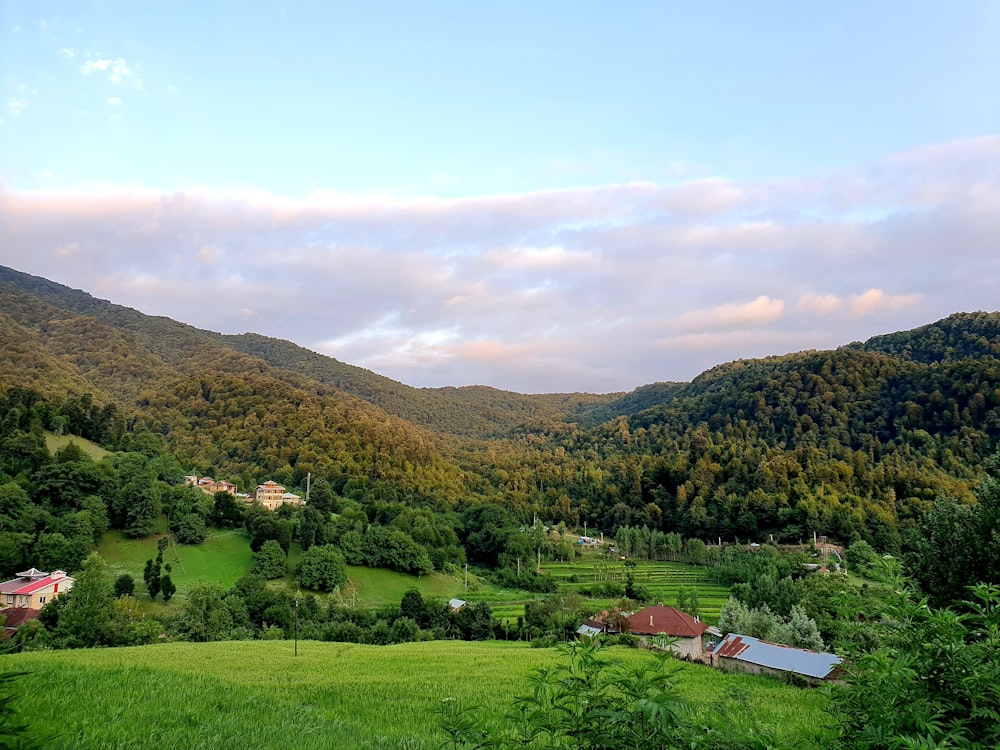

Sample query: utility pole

[293,595,299,657]
[306,472,311,505]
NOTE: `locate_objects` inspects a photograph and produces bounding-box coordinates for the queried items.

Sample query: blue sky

[2,1,999,392]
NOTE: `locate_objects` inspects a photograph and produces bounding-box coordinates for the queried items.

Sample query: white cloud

[673,296,786,332]
[796,293,844,316]
[81,57,142,88]
[106,97,122,105]
[848,288,921,318]
[7,99,27,116]
[0,136,997,392]
[61,48,76,59]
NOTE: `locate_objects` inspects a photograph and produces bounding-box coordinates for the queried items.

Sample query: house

[185,475,239,497]
[0,568,74,609]
[712,633,843,682]
[576,617,607,638]
[448,598,467,612]
[1,607,40,639]
[199,478,238,497]
[250,480,303,511]
[625,604,711,660]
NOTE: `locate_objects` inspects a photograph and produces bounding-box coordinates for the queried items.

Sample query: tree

[114,573,135,598]
[400,588,427,626]
[177,583,233,642]
[53,553,114,648]
[174,513,207,545]
[250,539,287,579]
[144,554,162,601]
[159,575,176,602]
[295,545,347,592]
[121,479,160,538]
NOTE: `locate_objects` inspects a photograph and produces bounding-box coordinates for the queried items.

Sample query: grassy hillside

[43,430,109,461]
[97,526,255,605]
[4,640,831,749]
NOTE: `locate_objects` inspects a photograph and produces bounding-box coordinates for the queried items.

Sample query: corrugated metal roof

[577,624,603,637]
[715,634,841,679]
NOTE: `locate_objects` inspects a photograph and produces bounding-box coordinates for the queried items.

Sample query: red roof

[10,571,71,595]
[627,605,709,638]
[1,607,39,627]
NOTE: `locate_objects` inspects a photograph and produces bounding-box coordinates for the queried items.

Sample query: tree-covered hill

[3,264,1000,548]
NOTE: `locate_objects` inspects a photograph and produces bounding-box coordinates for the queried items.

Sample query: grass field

[94,526,727,626]
[97,526,255,611]
[43,430,109,460]
[4,640,832,749]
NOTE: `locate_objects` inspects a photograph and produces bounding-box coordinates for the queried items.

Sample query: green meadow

[4,640,830,749]
[43,430,109,461]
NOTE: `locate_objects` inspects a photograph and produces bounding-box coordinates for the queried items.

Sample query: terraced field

[545,557,730,624]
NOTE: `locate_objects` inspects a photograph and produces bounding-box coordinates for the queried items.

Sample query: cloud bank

[2,137,998,393]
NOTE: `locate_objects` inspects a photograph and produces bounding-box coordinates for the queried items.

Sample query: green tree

[295,544,347,592]
[113,573,135,598]
[177,583,234,642]
[53,552,114,648]
[159,574,176,602]
[250,539,287,579]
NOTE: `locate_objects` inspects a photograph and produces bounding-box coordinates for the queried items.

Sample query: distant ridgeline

[3,263,1000,550]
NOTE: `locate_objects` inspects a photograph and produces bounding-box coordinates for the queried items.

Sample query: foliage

[904,450,1000,607]
[831,584,1000,749]
[250,539,287,579]
[718,596,825,651]
[49,552,115,648]
[177,583,235,642]
[296,544,347,592]
[113,573,135,598]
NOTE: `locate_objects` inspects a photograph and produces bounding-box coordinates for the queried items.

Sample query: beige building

[250,480,303,511]
[0,568,74,609]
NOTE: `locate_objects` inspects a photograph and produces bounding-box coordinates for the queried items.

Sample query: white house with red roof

[0,568,74,609]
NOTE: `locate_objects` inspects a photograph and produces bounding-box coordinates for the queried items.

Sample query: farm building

[626,604,711,659]
[711,633,843,682]
[580,604,713,659]
[576,618,606,638]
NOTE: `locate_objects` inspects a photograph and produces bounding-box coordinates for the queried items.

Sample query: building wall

[640,635,704,660]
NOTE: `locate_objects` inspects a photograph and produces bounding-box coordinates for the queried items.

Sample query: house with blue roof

[712,633,843,683]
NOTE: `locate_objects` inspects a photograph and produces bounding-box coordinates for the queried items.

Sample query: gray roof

[576,623,603,637]
[715,634,842,679]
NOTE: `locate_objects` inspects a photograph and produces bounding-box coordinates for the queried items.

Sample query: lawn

[97,524,255,609]
[4,640,832,749]
[42,430,109,460]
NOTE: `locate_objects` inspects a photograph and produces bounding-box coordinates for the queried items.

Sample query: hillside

[4,640,829,749]
[3,264,1000,546]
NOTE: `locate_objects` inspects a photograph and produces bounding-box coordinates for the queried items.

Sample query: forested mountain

[2,264,1000,549]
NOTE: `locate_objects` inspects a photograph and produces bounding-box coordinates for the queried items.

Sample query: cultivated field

[5,640,831,749]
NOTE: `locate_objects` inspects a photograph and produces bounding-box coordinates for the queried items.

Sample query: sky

[1,1,999,394]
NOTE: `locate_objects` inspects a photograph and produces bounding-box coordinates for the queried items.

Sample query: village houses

[185,476,302,511]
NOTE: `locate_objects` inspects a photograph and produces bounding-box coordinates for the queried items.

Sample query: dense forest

[2,265,1000,552]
